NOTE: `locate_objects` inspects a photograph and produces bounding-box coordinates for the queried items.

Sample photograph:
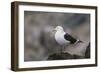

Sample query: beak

[53,28,57,32]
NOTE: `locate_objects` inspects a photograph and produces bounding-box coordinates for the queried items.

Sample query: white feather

[54,26,70,45]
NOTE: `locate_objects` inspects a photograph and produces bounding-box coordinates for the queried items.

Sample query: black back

[64,33,77,44]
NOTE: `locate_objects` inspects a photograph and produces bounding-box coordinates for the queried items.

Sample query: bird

[54,26,83,45]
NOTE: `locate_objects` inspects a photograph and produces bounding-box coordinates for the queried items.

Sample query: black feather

[64,33,77,44]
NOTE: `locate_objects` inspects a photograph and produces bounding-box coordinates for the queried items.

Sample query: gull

[54,26,82,46]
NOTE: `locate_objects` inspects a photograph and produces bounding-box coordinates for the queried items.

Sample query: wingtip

[77,40,83,43]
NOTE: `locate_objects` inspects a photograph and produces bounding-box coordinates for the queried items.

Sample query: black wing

[64,33,77,44]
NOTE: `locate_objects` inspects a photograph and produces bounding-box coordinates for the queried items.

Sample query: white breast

[55,31,70,45]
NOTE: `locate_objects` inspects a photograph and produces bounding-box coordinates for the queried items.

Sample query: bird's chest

[55,31,70,45]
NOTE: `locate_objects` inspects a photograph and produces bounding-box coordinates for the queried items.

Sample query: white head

[54,26,64,31]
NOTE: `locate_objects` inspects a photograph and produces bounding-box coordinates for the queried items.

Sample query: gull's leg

[61,45,65,53]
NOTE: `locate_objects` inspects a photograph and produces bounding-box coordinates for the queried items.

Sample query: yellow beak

[52,28,57,32]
